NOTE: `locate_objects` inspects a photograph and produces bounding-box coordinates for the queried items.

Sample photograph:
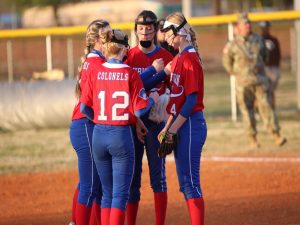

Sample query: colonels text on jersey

[167,47,205,116]
[80,62,149,125]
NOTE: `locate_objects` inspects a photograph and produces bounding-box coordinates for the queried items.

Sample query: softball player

[70,19,111,225]
[159,12,207,225]
[80,29,159,225]
[125,10,173,225]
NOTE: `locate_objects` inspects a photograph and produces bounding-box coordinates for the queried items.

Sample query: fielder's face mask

[110,30,129,61]
[110,30,130,49]
[135,12,157,48]
[135,12,157,32]
[161,18,191,41]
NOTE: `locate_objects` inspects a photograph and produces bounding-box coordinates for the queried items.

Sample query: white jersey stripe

[87,53,100,58]
[102,62,130,69]
[188,48,196,53]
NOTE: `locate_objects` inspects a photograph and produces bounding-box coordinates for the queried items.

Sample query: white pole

[228,23,237,122]
[46,35,52,71]
[182,0,192,18]
[6,40,13,83]
[67,37,74,78]
[290,28,296,74]
[295,0,300,110]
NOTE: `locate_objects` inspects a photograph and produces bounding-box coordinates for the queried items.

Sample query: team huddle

[69,10,207,225]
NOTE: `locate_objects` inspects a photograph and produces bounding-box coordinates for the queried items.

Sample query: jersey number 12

[98,91,129,121]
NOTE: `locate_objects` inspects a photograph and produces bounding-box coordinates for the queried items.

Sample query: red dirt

[0,160,300,225]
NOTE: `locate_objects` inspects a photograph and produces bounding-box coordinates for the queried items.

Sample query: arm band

[179,93,197,118]
[140,66,156,82]
[80,103,94,120]
[143,70,167,91]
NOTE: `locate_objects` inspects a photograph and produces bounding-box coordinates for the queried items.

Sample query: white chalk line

[162,156,300,163]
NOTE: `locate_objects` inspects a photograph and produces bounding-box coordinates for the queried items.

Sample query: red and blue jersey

[126,45,173,95]
[72,53,105,120]
[80,62,149,125]
[167,47,205,116]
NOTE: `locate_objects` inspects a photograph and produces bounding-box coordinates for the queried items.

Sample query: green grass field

[0,70,299,174]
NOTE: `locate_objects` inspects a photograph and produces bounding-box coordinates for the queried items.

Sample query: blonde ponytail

[75,19,110,98]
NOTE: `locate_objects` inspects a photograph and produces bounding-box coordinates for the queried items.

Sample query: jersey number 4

[98,91,129,121]
[170,103,177,115]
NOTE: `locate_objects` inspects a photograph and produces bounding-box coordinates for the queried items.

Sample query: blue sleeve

[134,98,155,117]
[143,70,167,91]
[80,103,94,120]
[140,66,156,82]
[180,93,197,118]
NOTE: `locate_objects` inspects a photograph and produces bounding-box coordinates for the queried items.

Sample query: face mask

[140,40,152,48]
[122,49,128,62]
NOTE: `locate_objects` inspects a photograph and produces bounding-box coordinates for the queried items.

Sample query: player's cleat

[273,132,287,146]
[249,135,260,149]
[68,222,75,225]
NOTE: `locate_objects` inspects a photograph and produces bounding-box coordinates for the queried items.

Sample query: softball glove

[158,131,178,158]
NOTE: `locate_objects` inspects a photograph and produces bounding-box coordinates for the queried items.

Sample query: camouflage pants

[236,83,280,137]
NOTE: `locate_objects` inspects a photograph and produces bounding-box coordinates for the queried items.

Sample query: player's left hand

[136,118,148,144]
[158,131,178,158]
[152,58,164,73]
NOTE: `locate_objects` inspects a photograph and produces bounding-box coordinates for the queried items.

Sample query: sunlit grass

[0,128,76,174]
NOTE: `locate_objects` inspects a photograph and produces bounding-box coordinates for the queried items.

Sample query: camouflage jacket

[222,32,268,86]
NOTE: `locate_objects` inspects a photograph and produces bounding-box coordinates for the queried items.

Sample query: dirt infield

[1,159,300,225]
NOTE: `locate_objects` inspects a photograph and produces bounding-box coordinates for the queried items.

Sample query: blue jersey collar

[179,45,193,57]
[91,49,105,59]
[145,46,160,57]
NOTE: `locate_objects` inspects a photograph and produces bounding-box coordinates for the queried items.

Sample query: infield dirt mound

[0,160,300,225]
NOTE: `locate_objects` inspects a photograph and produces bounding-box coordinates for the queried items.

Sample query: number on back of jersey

[98,90,129,121]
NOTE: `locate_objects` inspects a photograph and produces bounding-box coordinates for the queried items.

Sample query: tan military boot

[249,135,260,149]
[273,132,287,146]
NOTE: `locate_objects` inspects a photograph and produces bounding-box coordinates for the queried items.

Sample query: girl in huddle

[125,10,173,225]
[80,29,159,225]
[69,19,111,225]
[159,12,207,225]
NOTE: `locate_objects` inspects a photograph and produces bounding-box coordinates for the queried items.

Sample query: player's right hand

[136,118,148,144]
[152,58,164,73]
[164,61,172,75]
[149,91,160,103]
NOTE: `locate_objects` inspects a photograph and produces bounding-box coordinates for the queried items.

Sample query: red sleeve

[183,57,202,96]
[130,70,149,111]
[79,68,94,107]
[163,51,174,88]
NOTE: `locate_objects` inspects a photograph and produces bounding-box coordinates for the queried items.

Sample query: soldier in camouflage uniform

[222,13,286,148]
